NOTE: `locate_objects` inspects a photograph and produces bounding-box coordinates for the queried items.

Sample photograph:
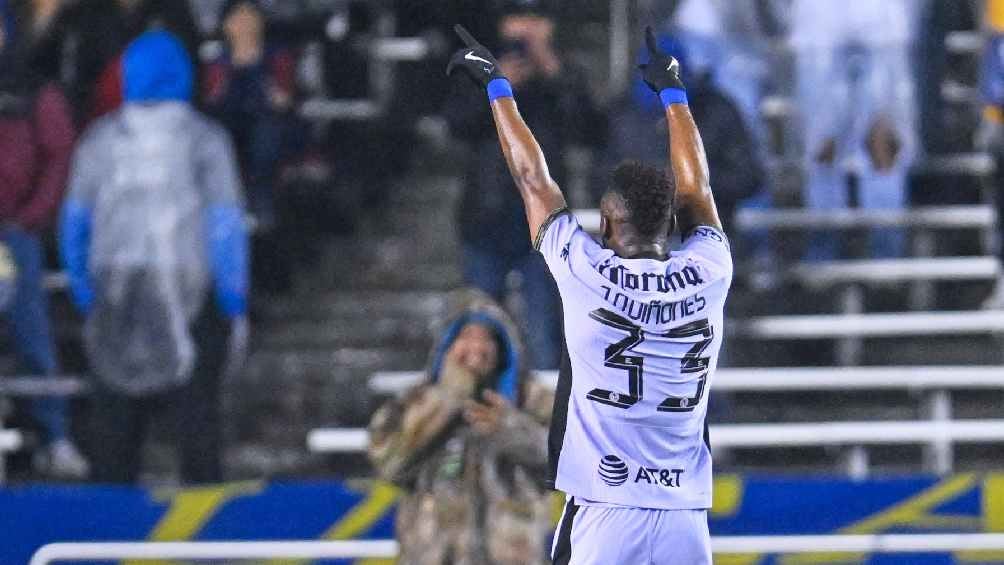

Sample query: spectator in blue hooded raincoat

[59,30,249,484]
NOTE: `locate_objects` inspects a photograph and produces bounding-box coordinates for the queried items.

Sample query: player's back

[535,209,732,510]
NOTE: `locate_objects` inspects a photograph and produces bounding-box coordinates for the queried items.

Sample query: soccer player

[447,25,730,564]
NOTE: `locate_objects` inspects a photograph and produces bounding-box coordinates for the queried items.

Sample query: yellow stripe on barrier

[711,475,744,518]
[265,481,400,565]
[782,474,979,565]
[715,554,763,565]
[989,0,1004,33]
[957,472,1004,562]
[126,481,262,565]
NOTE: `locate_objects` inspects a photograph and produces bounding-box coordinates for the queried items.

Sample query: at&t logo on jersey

[597,455,686,489]
[598,455,629,486]
[635,467,684,488]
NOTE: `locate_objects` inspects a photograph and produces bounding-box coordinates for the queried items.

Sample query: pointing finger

[455,24,479,48]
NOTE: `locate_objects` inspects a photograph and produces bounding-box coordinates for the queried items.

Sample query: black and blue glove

[446,24,513,101]
[638,26,687,107]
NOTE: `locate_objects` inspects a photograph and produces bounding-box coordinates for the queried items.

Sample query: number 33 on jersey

[537,209,732,510]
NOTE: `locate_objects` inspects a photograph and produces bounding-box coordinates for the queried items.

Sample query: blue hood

[429,312,521,402]
[123,30,193,103]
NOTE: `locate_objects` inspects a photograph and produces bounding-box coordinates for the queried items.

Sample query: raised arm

[639,27,722,234]
[666,104,721,233]
[489,97,566,241]
[446,25,566,243]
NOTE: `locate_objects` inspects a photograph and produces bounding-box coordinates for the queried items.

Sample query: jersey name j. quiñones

[537,209,732,510]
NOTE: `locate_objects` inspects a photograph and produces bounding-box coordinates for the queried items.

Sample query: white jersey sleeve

[677,225,733,284]
[534,208,607,283]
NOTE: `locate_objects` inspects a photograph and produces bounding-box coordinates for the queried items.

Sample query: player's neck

[612,240,668,260]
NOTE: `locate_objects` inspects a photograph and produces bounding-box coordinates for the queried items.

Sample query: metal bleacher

[0,377,87,483]
[308,84,1004,476]
[308,55,1004,475]
[787,256,999,286]
[307,364,1004,478]
[7,6,1003,484]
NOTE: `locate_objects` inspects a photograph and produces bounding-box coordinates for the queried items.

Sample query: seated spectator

[11,0,139,123]
[87,0,201,122]
[16,0,66,80]
[59,31,249,484]
[203,0,299,227]
[368,290,553,565]
[790,0,920,261]
[0,1,88,479]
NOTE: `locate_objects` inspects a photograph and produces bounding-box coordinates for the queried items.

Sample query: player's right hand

[638,26,686,93]
[446,24,506,88]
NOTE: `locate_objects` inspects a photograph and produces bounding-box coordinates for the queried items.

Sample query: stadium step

[257,318,436,350]
[259,290,449,322]
[229,161,466,477]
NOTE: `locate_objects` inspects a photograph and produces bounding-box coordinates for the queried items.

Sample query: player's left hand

[638,25,685,93]
[446,24,506,88]
[464,390,512,435]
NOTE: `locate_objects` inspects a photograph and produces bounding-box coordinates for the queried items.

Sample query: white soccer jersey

[537,209,732,510]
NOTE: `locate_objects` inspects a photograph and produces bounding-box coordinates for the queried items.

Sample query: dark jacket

[0,10,75,232]
[446,67,605,256]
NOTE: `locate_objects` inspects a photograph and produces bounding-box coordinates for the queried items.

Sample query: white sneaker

[36,439,90,480]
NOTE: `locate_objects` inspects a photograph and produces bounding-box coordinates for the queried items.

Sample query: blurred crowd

[0,0,998,484]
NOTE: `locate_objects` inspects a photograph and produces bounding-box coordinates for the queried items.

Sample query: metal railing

[788,256,1000,286]
[30,534,1004,564]
[29,540,399,565]
[0,377,88,397]
[359,366,1004,477]
[369,366,1004,395]
[574,204,996,233]
[308,420,1004,452]
[308,418,1004,479]
[736,204,993,231]
[741,310,1004,338]
[0,376,88,483]
[0,429,24,483]
[587,206,997,365]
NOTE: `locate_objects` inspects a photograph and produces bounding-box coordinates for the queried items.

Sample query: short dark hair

[608,160,674,238]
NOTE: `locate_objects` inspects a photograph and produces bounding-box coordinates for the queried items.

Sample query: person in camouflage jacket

[369,290,555,565]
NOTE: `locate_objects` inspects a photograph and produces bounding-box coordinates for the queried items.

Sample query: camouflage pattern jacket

[368,291,554,565]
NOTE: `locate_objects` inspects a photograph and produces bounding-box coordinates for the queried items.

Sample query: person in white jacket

[790,0,923,261]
